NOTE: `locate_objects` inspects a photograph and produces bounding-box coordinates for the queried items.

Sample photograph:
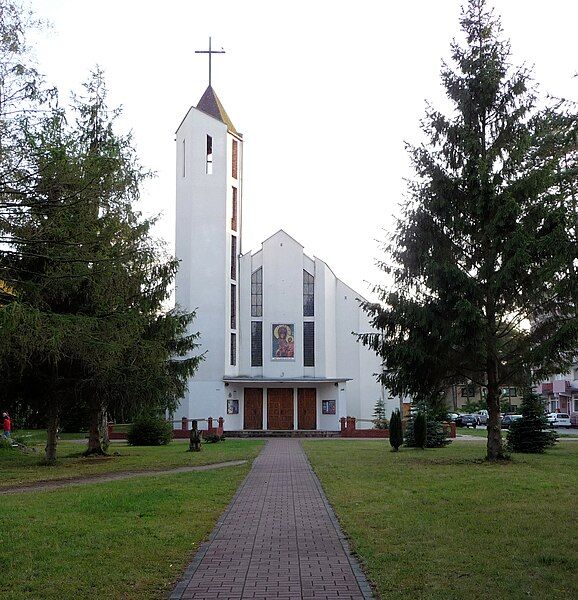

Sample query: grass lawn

[303,439,578,600]
[455,427,578,439]
[455,426,499,438]
[0,463,255,599]
[12,429,88,443]
[0,439,263,489]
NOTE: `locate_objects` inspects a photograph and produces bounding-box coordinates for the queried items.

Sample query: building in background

[445,383,523,413]
[536,364,578,425]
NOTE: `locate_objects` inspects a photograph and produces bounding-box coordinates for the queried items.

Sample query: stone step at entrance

[225,429,340,438]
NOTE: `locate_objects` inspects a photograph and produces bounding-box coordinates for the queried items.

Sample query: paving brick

[170,439,373,599]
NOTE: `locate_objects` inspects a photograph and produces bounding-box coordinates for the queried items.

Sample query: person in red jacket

[2,412,11,439]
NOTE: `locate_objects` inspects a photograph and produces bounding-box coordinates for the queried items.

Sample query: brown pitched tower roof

[196,85,238,134]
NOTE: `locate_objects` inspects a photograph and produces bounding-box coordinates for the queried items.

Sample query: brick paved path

[170,439,373,599]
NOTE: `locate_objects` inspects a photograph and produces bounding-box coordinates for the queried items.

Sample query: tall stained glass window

[230,284,236,329]
[251,321,263,367]
[231,236,237,280]
[303,322,314,367]
[251,268,262,317]
[303,270,314,316]
[231,187,238,231]
[232,139,238,179]
[230,333,236,366]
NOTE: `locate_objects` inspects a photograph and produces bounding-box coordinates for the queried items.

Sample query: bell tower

[174,76,243,419]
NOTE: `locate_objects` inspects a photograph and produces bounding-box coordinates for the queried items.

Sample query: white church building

[173,82,385,432]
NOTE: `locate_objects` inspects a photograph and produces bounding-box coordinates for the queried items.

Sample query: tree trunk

[45,406,59,463]
[486,360,506,461]
[485,270,506,460]
[85,400,107,456]
[100,405,109,448]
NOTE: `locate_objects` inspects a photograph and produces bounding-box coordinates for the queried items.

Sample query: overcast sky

[27,0,578,301]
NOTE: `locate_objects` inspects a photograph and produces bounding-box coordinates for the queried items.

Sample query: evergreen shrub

[127,416,173,446]
[413,413,427,448]
[507,393,557,453]
[389,409,403,451]
[404,414,451,448]
[373,398,388,429]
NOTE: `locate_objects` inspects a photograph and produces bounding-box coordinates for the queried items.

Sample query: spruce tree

[0,0,54,192]
[0,70,202,460]
[413,413,427,449]
[372,397,387,429]
[507,392,557,453]
[360,0,578,461]
[404,412,451,449]
[389,409,403,451]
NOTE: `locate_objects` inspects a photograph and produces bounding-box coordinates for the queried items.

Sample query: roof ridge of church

[196,85,238,134]
[261,229,305,248]
[257,230,370,302]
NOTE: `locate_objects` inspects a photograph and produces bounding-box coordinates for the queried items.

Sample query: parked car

[456,414,478,428]
[446,413,459,422]
[546,413,572,428]
[501,414,523,429]
[474,409,489,425]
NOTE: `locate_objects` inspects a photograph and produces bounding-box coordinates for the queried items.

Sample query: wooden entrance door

[267,389,294,430]
[298,388,317,430]
[244,388,263,430]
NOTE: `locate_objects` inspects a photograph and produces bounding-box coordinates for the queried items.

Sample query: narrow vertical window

[251,321,263,367]
[303,270,314,316]
[182,139,186,177]
[206,135,213,174]
[232,139,238,179]
[251,268,262,317]
[230,284,236,329]
[231,236,237,280]
[304,322,315,367]
[231,187,238,231]
[230,333,236,366]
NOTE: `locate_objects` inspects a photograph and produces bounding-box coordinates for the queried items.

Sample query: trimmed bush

[424,418,451,448]
[127,416,173,446]
[389,409,403,451]
[414,413,427,448]
[507,392,558,453]
[404,414,450,448]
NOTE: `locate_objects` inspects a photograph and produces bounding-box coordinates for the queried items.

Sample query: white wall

[260,231,306,380]
[174,104,242,419]
[174,105,381,429]
[357,297,382,420]
[234,231,382,425]
[321,260,337,377]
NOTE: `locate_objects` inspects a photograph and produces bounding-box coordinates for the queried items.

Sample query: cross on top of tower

[195,37,225,88]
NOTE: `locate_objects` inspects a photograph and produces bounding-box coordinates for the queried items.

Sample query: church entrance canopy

[223,377,350,432]
[222,376,351,384]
